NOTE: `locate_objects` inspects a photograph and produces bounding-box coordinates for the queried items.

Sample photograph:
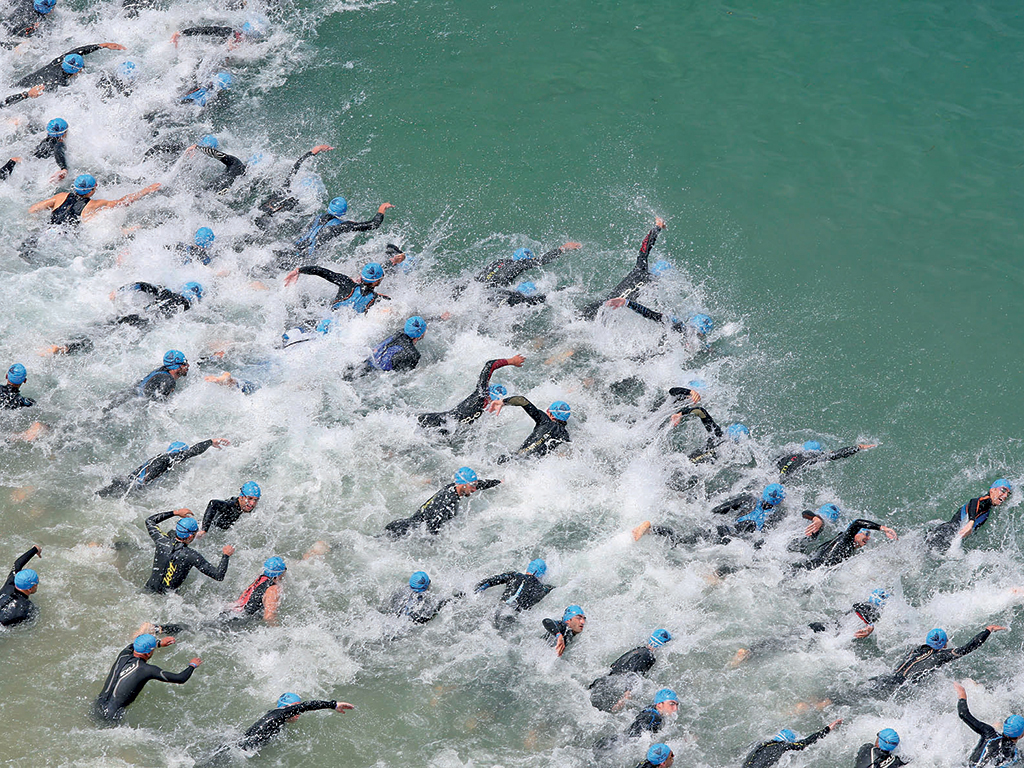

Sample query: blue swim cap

[163,350,187,370]
[926,628,948,649]
[14,569,38,591]
[263,556,286,578]
[46,118,68,137]
[176,517,199,539]
[240,481,261,499]
[404,316,427,339]
[133,634,158,654]
[488,384,508,401]
[650,259,673,276]
[816,503,841,524]
[315,317,334,335]
[687,379,706,390]
[7,364,27,385]
[198,135,219,149]
[516,281,538,297]
[1003,714,1024,739]
[194,227,215,248]
[688,313,714,336]
[653,688,678,705]
[803,440,823,452]
[211,72,232,90]
[33,0,56,14]
[563,605,585,621]
[180,282,204,304]
[774,729,797,743]
[167,441,189,454]
[512,247,533,262]
[646,744,672,765]
[241,15,268,38]
[549,401,571,421]
[454,466,478,485]
[762,483,786,506]
[727,423,749,442]
[73,173,96,195]
[327,197,348,217]
[868,588,889,608]
[649,628,672,647]
[361,262,384,282]
[526,559,546,577]
[61,54,84,74]
[277,692,301,708]
[991,478,1013,493]
[877,728,900,751]
[116,61,137,82]
[409,571,430,592]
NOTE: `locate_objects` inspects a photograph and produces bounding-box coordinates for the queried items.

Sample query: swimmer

[795,515,897,571]
[183,134,244,193]
[742,721,842,768]
[174,228,216,265]
[143,509,234,594]
[776,439,877,479]
[362,316,427,374]
[170,16,268,50]
[383,467,500,537]
[96,438,229,497]
[92,631,201,722]
[235,693,354,754]
[926,479,1012,552]
[284,262,389,313]
[543,604,586,657]
[663,385,723,455]
[28,173,160,226]
[102,350,189,412]
[588,628,672,712]
[614,688,678,741]
[15,43,126,89]
[492,397,571,462]
[854,728,907,767]
[180,72,233,112]
[635,743,674,768]
[581,217,667,320]
[199,481,261,536]
[417,354,526,433]
[290,196,393,261]
[0,84,44,114]
[253,144,334,230]
[490,280,548,307]
[953,681,1024,767]
[221,556,286,626]
[1,364,34,409]
[0,544,42,627]
[388,571,459,624]
[2,0,56,39]
[475,241,581,286]
[475,558,554,613]
[97,61,137,98]
[32,118,68,180]
[605,297,714,352]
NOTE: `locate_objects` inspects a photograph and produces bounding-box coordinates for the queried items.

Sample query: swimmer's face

[656,699,679,716]
[853,531,870,547]
[991,487,1010,505]
[239,495,259,513]
[566,615,586,633]
[663,754,675,767]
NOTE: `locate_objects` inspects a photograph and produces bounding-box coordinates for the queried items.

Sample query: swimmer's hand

[27,85,44,98]
[986,625,1008,632]
[159,636,175,647]
[189,657,202,667]
[210,438,231,448]
[335,702,355,712]
[655,217,666,229]
[561,241,582,250]
[853,625,874,639]
[605,297,627,309]
[101,43,127,50]
[222,545,235,556]
[173,508,193,518]
[284,268,300,287]
[669,412,683,428]
[827,718,843,730]
[555,633,566,657]
[953,682,967,699]
[509,354,526,367]
[170,32,181,47]
[804,516,824,538]
[310,144,334,154]
[880,526,898,541]
[857,443,878,450]
[378,202,394,214]
[50,169,67,184]
[487,399,504,415]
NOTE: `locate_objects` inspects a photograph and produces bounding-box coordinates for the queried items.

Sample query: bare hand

[284,268,300,287]
[189,657,202,667]
[804,517,824,537]
[27,84,44,98]
[486,400,504,414]
[509,354,526,367]
[222,545,235,556]
[141,183,161,194]
[211,438,231,448]
[853,625,874,639]
[687,390,701,404]
[310,145,334,154]
[562,241,582,250]
[953,682,967,699]
[159,636,176,647]
[828,718,843,730]
[555,634,566,657]
[986,625,1008,632]
[335,702,355,712]
[170,32,181,47]
[378,202,394,214]
[605,297,627,309]
[10,156,22,163]
[669,413,682,428]
[195,530,206,539]
[49,169,67,184]
[880,526,898,541]
[102,43,127,50]
[33,545,42,558]
[857,443,878,450]
[389,253,406,266]
[655,217,666,229]
[438,311,452,321]
[173,508,194,518]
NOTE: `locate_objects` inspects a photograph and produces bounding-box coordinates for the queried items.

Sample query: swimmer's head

[61,53,84,75]
[277,692,301,708]
[727,423,750,442]
[646,744,673,766]
[1003,715,1024,739]
[991,479,1012,505]
[180,282,204,304]
[773,729,797,743]
[46,118,68,138]
[327,197,348,217]
[649,628,672,648]
[198,135,219,149]
[33,0,56,14]
[926,628,948,649]
[802,440,822,452]
[453,466,478,486]
[868,589,888,608]
[409,571,431,593]
[650,259,672,276]
[404,316,427,340]
[562,605,585,622]
[116,61,138,83]
[7,363,27,386]
[512,247,533,262]
[194,227,215,248]
[548,401,571,422]
[14,569,38,592]
[73,173,96,196]
[816,503,841,524]
[877,729,900,752]
[488,384,507,401]
[240,481,261,499]
[133,634,158,655]
[360,262,384,284]
[526,559,546,578]
[241,15,269,38]
[211,72,232,91]
[263,556,286,579]
[175,517,199,540]
[687,313,713,336]
[762,483,785,506]
[162,350,188,371]
[166,442,189,455]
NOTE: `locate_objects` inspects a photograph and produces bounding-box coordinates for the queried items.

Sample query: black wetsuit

[3,3,49,38]
[625,706,664,738]
[179,25,238,43]
[292,210,385,261]
[475,246,567,286]
[202,497,245,532]
[796,519,885,570]
[542,617,582,651]
[742,601,883,662]
[119,282,193,319]
[255,150,324,230]
[49,191,90,226]
[927,494,997,551]
[388,587,450,624]
[587,645,656,711]
[0,384,34,409]
[96,441,214,498]
[294,266,384,312]
[220,573,275,624]
[384,479,500,537]
[665,387,722,454]
[0,547,40,626]
[135,367,178,400]
[32,135,67,173]
[474,570,553,611]
[196,146,245,192]
[97,71,133,98]
[581,224,663,319]
[776,446,862,478]
[497,395,571,462]
[364,331,420,373]
[417,358,515,432]
[92,644,195,721]
[143,511,231,594]
[237,700,339,752]
[646,492,782,547]
[491,287,547,306]
[958,699,1020,767]
[1,157,17,180]
[1,91,32,110]
[16,44,107,88]
[854,743,907,767]
[742,726,833,768]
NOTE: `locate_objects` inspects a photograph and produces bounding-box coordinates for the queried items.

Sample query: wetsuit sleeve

[474,572,515,592]
[504,395,546,424]
[667,387,693,401]
[148,662,196,684]
[952,629,992,658]
[825,446,860,461]
[145,511,176,541]
[537,246,565,266]
[5,547,40,590]
[957,699,997,737]
[201,499,219,532]
[0,158,16,179]
[297,265,356,291]
[476,479,502,491]
[1,91,30,109]
[53,142,67,171]
[542,618,561,636]
[180,26,235,40]
[279,700,338,717]
[336,211,385,233]
[197,146,246,178]
[791,725,831,750]
[636,226,661,270]
[625,299,664,323]
[189,549,230,582]
[710,493,756,515]
[125,281,162,297]
[179,440,213,461]
[65,44,105,58]
[284,151,315,184]
[475,359,510,396]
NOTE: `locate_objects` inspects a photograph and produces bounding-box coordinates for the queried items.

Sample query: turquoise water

[1,1,1023,766]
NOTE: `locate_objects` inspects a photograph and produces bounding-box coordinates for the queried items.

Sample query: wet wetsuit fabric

[293,210,385,258]
[474,571,553,611]
[144,511,231,593]
[582,225,662,319]
[0,547,41,626]
[295,266,382,312]
[927,494,997,551]
[120,282,193,317]
[622,299,688,332]
[776,446,860,478]
[366,331,419,373]
[741,726,832,768]
[417,358,514,431]
[542,618,581,651]
[475,246,566,286]
[97,440,214,497]
[237,700,338,752]
[0,384,34,409]
[134,366,178,400]
[32,136,67,172]
[232,574,273,618]
[625,706,664,737]
[587,646,656,711]
[3,3,48,38]
[388,588,449,624]
[202,497,245,532]
[49,191,90,225]
[854,743,907,767]
[958,699,1020,767]
[196,146,245,190]
[1,92,31,110]
[255,151,321,229]
[180,25,237,42]
[16,44,106,88]
[797,519,884,570]
[92,644,195,721]
[498,395,571,461]
[492,288,546,306]
[384,479,500,537]
[1,158,16,179]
